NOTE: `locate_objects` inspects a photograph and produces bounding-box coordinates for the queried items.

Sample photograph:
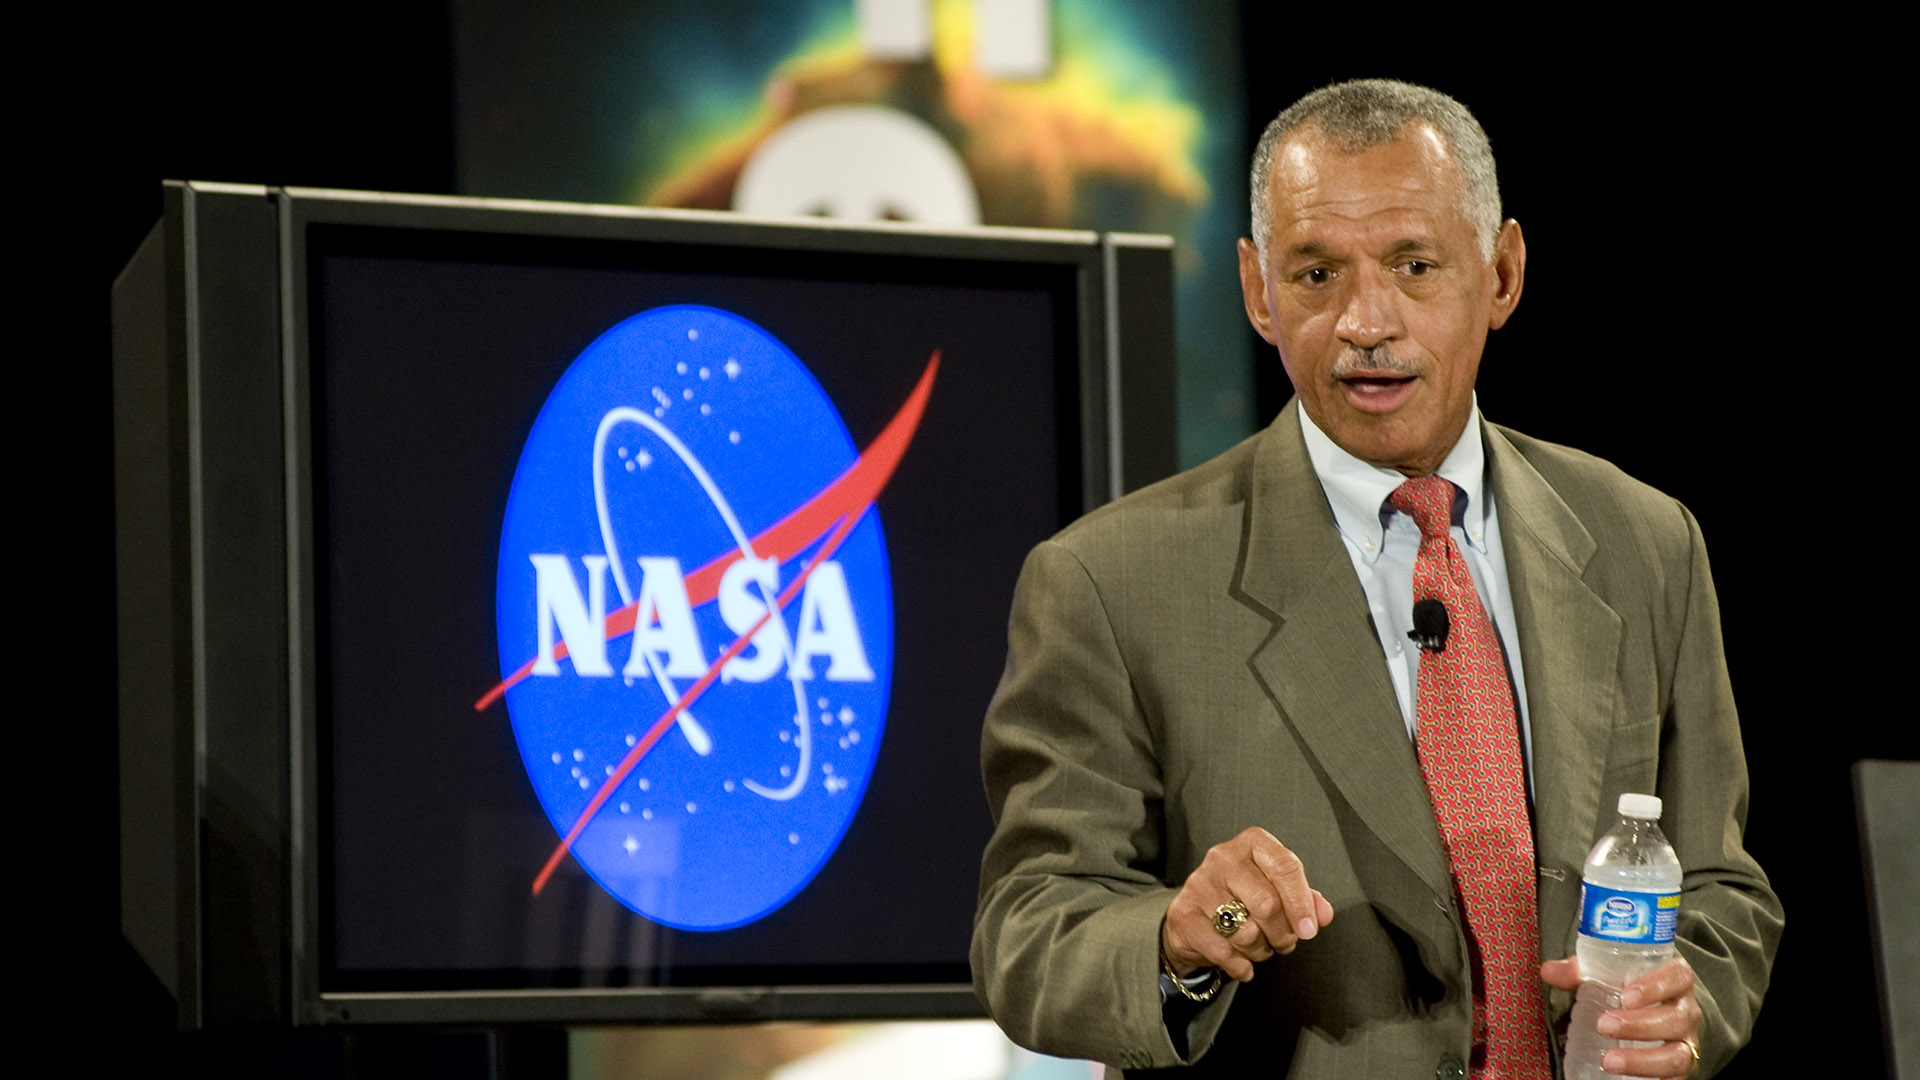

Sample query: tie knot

[1388,476,1456,540]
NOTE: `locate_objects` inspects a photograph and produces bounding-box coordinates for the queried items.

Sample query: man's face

[1238,121,1525,477]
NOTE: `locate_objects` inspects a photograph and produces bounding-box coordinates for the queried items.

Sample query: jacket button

[1435,1053,1466,1080]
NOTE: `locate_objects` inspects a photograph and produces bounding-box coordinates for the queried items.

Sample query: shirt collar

[1297,395,1491,564]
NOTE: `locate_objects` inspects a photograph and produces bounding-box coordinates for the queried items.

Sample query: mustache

[1329,346,1420,380]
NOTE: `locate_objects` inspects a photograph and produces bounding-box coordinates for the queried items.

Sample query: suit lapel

[1234,407,1453,903]
[1484,425,1622,956]
[1230,413,1627,954]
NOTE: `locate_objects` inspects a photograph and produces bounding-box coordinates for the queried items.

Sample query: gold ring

[1683,1039,1701,1073]
[1212,898,1250,937]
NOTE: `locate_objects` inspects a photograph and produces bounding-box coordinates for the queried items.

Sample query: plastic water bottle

[1562,793,1682,1080]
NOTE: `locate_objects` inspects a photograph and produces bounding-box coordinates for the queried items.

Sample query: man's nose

[1335,270,1403,349]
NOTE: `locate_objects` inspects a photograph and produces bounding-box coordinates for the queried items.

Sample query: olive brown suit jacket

[971,405,1783,1078]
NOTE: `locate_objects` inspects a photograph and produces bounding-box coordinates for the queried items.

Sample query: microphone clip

[1408,597,1450,653]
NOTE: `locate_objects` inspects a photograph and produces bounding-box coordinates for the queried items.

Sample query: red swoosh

[488,353,940,894]
[476,351,939,712]
[531,511,861,895]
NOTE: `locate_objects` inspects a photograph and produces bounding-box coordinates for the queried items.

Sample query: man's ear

[1238,238,1279,345]
[1488,219,1526,331]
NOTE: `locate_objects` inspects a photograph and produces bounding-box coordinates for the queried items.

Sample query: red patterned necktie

[1388,476,1549,1079]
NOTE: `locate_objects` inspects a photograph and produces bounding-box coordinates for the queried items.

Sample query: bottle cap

[1618,793,1663,820]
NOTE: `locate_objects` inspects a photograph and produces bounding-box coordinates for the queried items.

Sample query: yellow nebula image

[640,0,1208,236]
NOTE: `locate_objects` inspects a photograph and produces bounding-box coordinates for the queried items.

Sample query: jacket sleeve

[970,539,1237,1070]
[1658,504,1785,1076]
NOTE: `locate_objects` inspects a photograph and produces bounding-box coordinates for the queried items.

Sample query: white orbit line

[592,407,812,800]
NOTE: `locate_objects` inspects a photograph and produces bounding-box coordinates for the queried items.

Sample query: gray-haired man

[973,79,1781,1079]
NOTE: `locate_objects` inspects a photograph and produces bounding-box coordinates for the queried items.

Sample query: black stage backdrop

[50,5,1903,1076]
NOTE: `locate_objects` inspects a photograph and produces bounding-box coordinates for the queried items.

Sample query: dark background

[52,4,1907,1076]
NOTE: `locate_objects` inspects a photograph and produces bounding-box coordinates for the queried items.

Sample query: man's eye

[1300,267,1332,285]
[1398,260,1433,277]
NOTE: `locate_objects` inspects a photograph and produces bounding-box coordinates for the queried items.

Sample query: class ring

[1212,898,1250,937]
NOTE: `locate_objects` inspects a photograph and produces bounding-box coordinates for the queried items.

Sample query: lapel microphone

[1409,598,1450,653]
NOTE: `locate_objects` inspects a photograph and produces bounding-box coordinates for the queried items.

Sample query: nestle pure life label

[1578,883,1680,944]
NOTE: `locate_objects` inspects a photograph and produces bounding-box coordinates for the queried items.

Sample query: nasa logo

[485,304,936,930]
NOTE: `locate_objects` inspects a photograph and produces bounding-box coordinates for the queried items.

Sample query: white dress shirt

[1295,397,1536,790]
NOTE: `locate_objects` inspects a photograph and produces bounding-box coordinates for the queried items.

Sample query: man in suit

[971,80,1782,1078]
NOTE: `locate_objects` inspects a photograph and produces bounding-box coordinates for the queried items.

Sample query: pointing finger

[1249,837,1320,943]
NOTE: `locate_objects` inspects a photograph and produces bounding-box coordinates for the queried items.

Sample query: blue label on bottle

[1578,883,1679,944]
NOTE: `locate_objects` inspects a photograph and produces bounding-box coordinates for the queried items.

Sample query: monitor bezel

[276,188,1156,1025]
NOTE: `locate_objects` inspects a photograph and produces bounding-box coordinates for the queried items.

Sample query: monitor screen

[303,214,1088,1008]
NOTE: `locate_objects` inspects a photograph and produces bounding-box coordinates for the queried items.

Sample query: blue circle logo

[489,305,928,930]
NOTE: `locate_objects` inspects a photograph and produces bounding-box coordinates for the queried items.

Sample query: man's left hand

[1540,954,1703,1078]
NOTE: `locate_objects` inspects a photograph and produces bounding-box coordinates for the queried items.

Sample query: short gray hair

[1249,78,1502,266]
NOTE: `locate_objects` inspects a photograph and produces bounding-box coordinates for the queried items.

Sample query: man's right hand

[1161,826,1336,983]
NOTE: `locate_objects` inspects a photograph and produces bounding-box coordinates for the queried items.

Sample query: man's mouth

[1335,370,1417,413]
[1340,373,1415,389]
